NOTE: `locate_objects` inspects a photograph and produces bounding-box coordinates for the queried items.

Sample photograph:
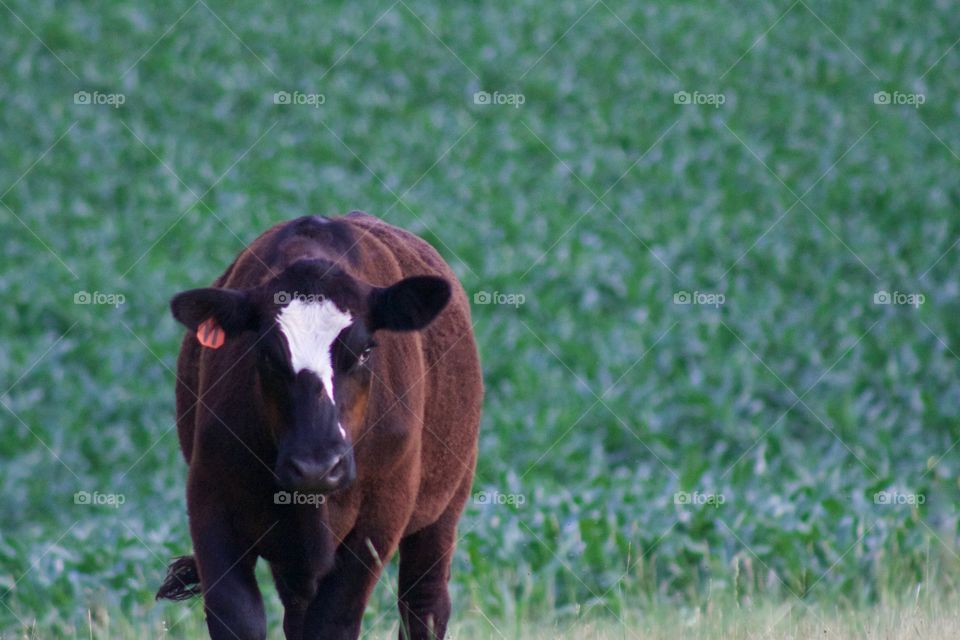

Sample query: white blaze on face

[276,298,353,402]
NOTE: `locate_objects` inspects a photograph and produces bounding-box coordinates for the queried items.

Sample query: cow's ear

[368,276,451,332]
[170,288,259,335]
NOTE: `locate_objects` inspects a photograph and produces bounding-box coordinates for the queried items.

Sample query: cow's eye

[357,344,375,366]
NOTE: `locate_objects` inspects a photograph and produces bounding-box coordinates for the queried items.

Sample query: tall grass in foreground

[20,592,960,640]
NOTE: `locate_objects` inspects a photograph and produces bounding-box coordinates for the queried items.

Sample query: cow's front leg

[271,562,311,640]
[267,502,338,639]
[301,528,398,640]
[193,534,265,639]
[190,492,266,640]
[270,547,332,640]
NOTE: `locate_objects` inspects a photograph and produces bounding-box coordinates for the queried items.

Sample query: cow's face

[170,260,451,494]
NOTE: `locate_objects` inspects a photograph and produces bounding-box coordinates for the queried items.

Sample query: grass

[2,0,960,637]
[13,595,960,639]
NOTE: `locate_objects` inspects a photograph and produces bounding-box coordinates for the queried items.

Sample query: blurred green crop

[2,0,960,637]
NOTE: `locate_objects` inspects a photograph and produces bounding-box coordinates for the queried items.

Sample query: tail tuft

[155,555,201,601]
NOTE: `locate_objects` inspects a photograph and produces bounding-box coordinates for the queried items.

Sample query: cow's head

[170,259,450,494]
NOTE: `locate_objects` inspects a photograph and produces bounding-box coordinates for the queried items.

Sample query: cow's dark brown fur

[158,213,482,640]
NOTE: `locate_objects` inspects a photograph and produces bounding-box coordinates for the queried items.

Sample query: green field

[2,0,960,638]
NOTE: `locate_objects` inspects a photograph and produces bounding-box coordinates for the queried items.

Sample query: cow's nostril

[323,456,345,483]
[287,458,307,477]
[284,457,326,481]
[287,457,317,479]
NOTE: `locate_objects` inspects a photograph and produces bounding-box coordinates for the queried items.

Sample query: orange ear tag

[196,318,225,349]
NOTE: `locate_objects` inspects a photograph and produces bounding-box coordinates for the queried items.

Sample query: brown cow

[156,213,483,640]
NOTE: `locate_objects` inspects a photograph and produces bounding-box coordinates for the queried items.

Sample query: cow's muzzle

[276,447,356,494]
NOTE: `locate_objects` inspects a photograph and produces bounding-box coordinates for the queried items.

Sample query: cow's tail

[155,555,201,601]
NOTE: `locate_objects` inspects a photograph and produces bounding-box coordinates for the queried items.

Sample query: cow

[155,213,483,640]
